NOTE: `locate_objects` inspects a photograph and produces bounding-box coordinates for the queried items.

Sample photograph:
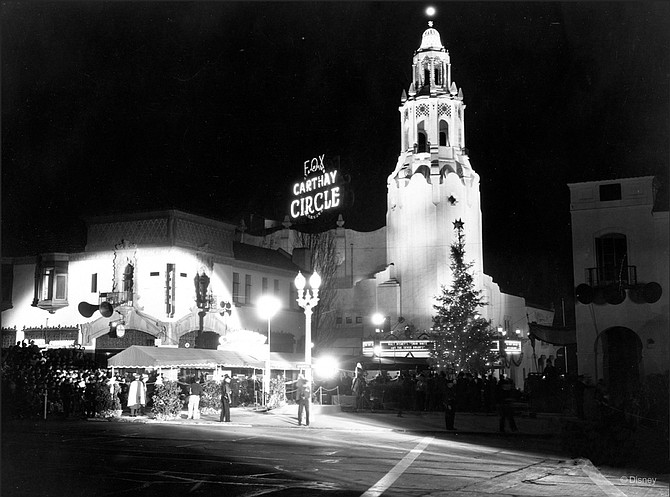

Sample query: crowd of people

[331,368,517,415]
[2,340,561,433]
[328,367,524,432]
[1,341,162,419]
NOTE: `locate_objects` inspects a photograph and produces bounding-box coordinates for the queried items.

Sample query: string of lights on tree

[429,219,497,375]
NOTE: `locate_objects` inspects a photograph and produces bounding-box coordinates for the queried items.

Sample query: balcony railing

[585,265,637,288]
[99,291,133,307]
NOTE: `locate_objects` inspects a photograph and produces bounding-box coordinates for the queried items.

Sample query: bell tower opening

[417,130,427,153]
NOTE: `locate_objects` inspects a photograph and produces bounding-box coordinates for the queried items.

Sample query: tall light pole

[294,270,320,409]
[257,294,281,407]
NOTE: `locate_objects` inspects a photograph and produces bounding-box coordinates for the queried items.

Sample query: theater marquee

[362,339,435,358]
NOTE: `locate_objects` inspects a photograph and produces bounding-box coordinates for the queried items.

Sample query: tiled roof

[232,241,299,272]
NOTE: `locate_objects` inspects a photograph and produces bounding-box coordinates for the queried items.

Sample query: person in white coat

[127,374,146,417]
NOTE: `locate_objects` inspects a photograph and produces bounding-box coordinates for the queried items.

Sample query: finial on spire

[428,20,433,28]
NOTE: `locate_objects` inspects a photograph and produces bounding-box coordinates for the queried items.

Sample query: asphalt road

[2,414,667,497]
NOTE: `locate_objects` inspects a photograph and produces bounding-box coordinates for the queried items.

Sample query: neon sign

[290,155,343,220]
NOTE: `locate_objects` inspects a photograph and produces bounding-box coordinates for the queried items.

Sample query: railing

[585,265,637,288]
[99,291,133,307]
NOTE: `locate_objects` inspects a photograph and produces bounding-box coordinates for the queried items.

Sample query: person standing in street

[496,375,518,433]
[220,374,232,422]
[127,373,146,417]
[352,369,366,412]
[187,377,202,420]
[296,374,310,426]
[443,375,457,430]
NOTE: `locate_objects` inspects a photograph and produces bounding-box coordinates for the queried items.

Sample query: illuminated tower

[386,21,485,331]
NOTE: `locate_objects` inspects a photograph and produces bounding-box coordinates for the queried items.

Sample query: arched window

[417,131,427,153]
[439,120,449,146]
[435,66,442,85]
[423,68,430,87]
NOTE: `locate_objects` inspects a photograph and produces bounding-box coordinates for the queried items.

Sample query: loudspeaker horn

[604,285,626,305]
[642,282,662,303]
[575,284,594,305]
[78,300,114,318]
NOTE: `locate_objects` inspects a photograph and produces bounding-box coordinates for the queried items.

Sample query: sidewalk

[120,404,563,438]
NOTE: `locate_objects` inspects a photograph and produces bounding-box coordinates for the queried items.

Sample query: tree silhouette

[296,231,339,352]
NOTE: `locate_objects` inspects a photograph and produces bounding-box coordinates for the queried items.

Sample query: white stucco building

[569,176,669,404]
[1,210,309,368]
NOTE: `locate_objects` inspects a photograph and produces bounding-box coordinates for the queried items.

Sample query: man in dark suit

[220,374,232,422]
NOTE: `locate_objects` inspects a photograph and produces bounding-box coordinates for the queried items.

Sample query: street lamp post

[257,295,281,407]
[294,271,321,411]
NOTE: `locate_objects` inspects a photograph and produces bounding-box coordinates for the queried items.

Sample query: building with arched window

[569,176,669,405]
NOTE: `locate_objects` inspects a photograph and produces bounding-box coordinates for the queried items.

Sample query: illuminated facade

[386,21,485,332]
[1,23,562,387]
[1,210,307,359]
[243,23,559,386]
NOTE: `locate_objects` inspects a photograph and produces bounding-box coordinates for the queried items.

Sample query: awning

[528,323,577,346]
[107,345,305,370]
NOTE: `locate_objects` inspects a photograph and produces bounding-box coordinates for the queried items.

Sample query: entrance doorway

[599,327,642,407]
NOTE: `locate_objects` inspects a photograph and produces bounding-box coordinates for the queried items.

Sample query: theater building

[242,22,559,386]
[2,22,561,388]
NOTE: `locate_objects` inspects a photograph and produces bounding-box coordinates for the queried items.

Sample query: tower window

[439,120,449,146]
[418,131,427,153]
[424,68,430,86]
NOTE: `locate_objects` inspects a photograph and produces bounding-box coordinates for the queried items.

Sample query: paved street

[2,406,667,497]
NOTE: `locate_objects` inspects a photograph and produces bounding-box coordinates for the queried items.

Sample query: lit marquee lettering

[290,155,342,219]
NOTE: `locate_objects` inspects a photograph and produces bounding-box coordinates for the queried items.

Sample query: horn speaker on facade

[642,282,662,303]
[631,281,663,304]
[575,284,594,305]
[603,285,626,305]
[630,282,663,304]
[78,301,114,318]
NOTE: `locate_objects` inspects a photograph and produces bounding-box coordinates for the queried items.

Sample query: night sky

[2,2,669,317]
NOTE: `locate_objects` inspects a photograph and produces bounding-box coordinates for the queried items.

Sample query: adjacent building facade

[569,176,669,404]
[1,210,308,365]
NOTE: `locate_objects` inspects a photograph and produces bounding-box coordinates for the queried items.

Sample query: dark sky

[2,2,669,314]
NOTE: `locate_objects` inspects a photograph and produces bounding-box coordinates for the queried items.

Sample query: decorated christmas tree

[430,219,497,374]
